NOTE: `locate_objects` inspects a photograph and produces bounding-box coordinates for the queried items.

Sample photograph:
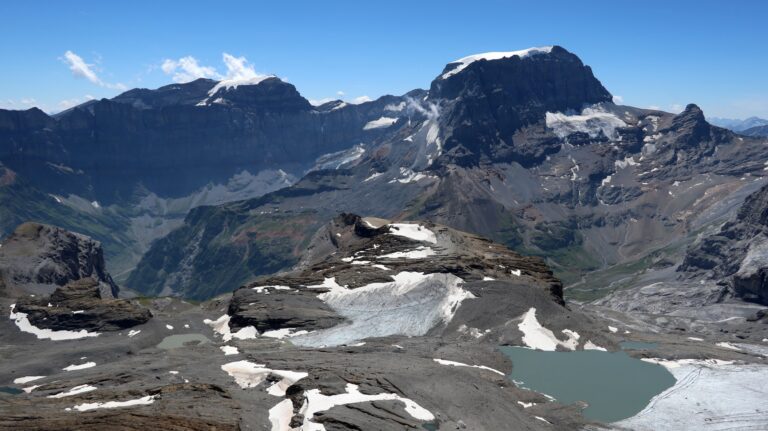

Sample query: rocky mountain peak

[0,222,118,297]
[426,45,613,167]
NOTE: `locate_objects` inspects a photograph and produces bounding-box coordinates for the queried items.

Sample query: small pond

[0,386,23,395]
[157,333,211,350]
[499,346,675,423]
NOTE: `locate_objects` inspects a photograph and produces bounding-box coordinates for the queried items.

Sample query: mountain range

[2,45,768,431]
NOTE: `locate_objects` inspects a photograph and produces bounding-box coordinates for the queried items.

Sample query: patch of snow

[165,324,174,330]
[297,383,434,430]
[23,385,41,393]
[262,328,310,339]
[363,116,398,130]
[518,401,537,408]
[482,276,495,281]
[388,167,435,184]
[433,358,504,375]
[310,144,365,171]
[608,326,618,333]
[442,47,554,79]
[378,246,436,259]
[9,305,100,341]
[221,360,307,396]
[517,308,579,351]
[687,337,704,341]
[90,201,100,209]
[583,340,607,351]
[72,395,157,412]
[13,375,45,384]
[63,362,96,371]
[716,342,741,351]
[127,330,141,338]
[387,223,437,244]
[269,398,295,431]
[208,75,274,96]
[363,172,383,182]
[615,155,639,169]
[204,314,257,342]
[510,269,522,277]
[48,384,97,398]
[220,345,239,355]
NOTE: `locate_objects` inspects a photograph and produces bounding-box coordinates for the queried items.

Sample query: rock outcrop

[12,278,151,331]
[0,222,118,297]
[680,183,768,304]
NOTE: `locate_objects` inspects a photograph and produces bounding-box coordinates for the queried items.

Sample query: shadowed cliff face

[0,79,423,202]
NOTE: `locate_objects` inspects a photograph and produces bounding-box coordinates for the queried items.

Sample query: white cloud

[221,53,261,80]
[61,50,126,90]
[612,95,624,104]
[351,95,372,104]
[160,53,270,84]
[161,56,219,83]
[337,90,345,96]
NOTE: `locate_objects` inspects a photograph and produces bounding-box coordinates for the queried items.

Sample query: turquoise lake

[499,346,676,423]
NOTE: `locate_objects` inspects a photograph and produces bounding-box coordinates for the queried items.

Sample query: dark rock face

[0,79,421,201]
[430,46,613,166]
[13,278,151,331]
[680,184,768,305]
[0,222,118,297]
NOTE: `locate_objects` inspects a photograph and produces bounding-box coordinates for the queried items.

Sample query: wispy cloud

[160,53,268,83]
[612,95,624,104]
[351,95,372,104]
[61,50,126,90]
[0,98,39,110]
[161,56,219,83]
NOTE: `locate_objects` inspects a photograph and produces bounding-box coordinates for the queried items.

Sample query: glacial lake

[499,346,675,423]
[157,333,210,350]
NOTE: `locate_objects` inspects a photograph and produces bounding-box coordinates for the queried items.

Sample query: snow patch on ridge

[9,304,100,341]
[517,308,580,351]
[442,47,554,79]
[363,116,398,130]
[387,223,437,244]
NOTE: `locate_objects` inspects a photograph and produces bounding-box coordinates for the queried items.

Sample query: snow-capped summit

[441,46,554,79]
[206,75,278,97]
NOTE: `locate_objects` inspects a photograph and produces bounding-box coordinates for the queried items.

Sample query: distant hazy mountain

[741,124,768,137]
[709,116,768,132]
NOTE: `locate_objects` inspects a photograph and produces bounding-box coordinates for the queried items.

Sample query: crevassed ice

[545,107,627,140]
[291,272,473,348]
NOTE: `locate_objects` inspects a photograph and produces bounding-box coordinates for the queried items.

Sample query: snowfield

[616,361,768,430]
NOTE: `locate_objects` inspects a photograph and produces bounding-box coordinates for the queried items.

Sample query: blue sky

[1,0,766,118]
